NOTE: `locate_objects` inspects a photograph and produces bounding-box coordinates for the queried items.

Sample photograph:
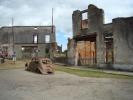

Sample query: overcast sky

[0,0,133,50]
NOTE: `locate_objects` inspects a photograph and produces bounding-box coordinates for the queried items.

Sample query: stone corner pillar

[72,10,82,36]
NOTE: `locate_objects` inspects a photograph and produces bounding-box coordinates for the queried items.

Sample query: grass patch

[55,66,133,79]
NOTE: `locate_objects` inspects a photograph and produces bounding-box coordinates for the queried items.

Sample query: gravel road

[0,69,133,100]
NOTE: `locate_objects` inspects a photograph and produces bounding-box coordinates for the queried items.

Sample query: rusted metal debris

[25,57,54,75]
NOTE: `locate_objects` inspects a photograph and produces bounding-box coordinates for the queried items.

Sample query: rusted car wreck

[25,57,54,75]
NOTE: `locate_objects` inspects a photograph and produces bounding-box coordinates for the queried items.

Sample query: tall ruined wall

[88,5,104,33]
[0,27,13,55]
[113,17,133,65]
[72,10,82,36]
[0,27,12,44]
[71,4,105,65]
[67,39,76,65]
[88,4,105,64]
[0,26,56,59]
[103,23,113,34]
[14,26,56,44]
[81,19,88,29]
[0,26,56,44]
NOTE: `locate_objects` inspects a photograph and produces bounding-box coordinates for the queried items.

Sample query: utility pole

[50,8,54,59]
[12,17,16,64]
[52,8,54,33]
[12,18,14,53]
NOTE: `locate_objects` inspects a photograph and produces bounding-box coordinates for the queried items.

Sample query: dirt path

[0,60,25,70]
[0,69,133,100]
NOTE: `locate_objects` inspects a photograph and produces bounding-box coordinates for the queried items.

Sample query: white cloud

[0,0,133,27]
[0,0,133,49]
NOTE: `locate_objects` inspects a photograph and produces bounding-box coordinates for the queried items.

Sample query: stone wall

[99,17,133,71]
[14,43,48,59]
[67,39,76,65]
[72,10,82,36]
[87,5,105,64]
[69,4,105,66]
[113,17,133,64]
[0,26,56,44]
[0,26,56,59]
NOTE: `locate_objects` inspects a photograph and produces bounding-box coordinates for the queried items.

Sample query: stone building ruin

[0,26,57,59]
[67,4,133,71]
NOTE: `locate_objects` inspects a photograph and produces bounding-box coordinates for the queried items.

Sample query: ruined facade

[0,26,57,59]
[67,4,133,71]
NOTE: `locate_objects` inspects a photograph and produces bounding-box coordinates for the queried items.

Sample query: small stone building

[67,4,133,71]
[0,26,57,59]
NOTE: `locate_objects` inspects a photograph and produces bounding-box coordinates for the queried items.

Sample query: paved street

[0,69,133,100]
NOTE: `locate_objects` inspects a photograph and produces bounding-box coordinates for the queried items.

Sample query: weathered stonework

[68,4,133,71]
[67,38,76,65]
[0,26,57,59]
[113,17,133,64]
[72,10,82,36]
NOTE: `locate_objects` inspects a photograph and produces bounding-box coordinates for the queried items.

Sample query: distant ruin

[0,26,57,59]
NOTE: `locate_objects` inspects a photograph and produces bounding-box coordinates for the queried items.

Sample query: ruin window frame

[81,12,89,30]
[33,34,38,44]
[45,35,50,43]
[82,12,88,20]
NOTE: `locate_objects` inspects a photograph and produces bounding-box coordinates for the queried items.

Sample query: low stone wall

[54,57,67,64]
[67,57,75,65]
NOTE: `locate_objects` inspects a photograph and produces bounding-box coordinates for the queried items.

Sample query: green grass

[55,66,133,79]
